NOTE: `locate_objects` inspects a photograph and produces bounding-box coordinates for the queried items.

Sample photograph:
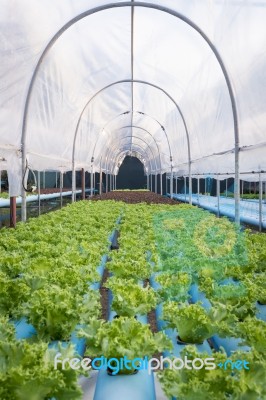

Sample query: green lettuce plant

[106,277,158,317]
[155,271,191,302]
[162,301,236,344]
[0,330,82,400]
[199,277,257,320]
[79,317,172,374]
[22,285,100,341]
[158,345,266,400]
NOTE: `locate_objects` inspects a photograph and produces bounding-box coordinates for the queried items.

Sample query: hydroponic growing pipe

[21,2,240,224]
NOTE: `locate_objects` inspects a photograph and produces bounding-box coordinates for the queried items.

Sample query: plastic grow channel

[93,278,156,400]
[168,193,266,229]
[0,189,91,207]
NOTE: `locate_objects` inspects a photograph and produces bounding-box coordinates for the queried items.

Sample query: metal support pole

[43,171,45,189]
[175,177,178,194]
[100,168,102,195]
[197,177,200,204]
[90,168,93,197]
[205,177,207,195]
[188,163,192,205]
[38,171,41,216]
[10,196,16,228]
[71,166,76,202]
[184,176,187,202]
[155,174,157,193]
[217,178,220,218]
[226,178,228,197]
[60,172,63,208]
[160,172,163,195]
[106,173,108,192]
[81,168,85,200]
[259,173,263,232]
[151,174,153,192]
[170,167,173,199]
[55,172,58,188]
[93,172,95,195]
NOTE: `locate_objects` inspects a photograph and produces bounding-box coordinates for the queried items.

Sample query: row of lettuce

[0,200,122,399]
[153,205,266,399]
[0,201,266,399]
[78,203,266,399]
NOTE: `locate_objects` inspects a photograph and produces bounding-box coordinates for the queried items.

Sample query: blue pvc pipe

[93,368,156,400]
[170,193,266,229]
[93,284,156,400]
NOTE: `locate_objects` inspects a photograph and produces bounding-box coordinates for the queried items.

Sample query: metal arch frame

[95,124,162,171]
[103,141,152,174]
[90,106,172,164]
[91,109,171,163]
[105,145,152,178]
[21,1,240,223]
[103,134,159,174]
[109,147,153,190]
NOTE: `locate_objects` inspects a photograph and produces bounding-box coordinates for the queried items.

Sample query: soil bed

[92,191,180,204]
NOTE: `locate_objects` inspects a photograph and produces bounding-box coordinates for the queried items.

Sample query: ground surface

[93,191,179,204]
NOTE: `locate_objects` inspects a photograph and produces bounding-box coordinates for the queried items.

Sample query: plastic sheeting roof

[1,0,266,195]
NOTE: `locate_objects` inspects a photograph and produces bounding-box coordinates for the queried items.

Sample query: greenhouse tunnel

[1,2,266,400]
[1,0,266,223]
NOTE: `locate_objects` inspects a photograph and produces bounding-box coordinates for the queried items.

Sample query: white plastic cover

[1,0,266,195]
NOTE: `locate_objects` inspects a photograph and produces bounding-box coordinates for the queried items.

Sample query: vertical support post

[55,172,58,188]
[100,168,102,195]
[106,173,108,193]
[226,178,228,197]
[155,174,157,193]
[115,174,117,190]
[205,177,207,195]
[38,171,41,216]
[60,172,63,208]
[197,177,200,204]
[188,162,192,205]
[160,172,163,195]
[184,176,187,202]
[151,174,153,192]
[43,171,45,189]
[10,196,16,228]
[217,178,220,218]
[147,174,149,190]
[170,167,173,199]
[259,173,263,232]
[90,168,93,197]
[81,168,85,200]
[71,165,76,203]
[175,176,178,194]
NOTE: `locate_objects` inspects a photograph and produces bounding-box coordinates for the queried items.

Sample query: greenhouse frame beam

[21,1,239,223]
[103,134,159,174]
[91,115,164,169]
[83,79,178,167]
[96,124,162,172]
[112,147,152,177]
[105,141,153,175]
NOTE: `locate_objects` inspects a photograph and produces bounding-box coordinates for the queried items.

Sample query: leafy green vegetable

[80,317,172,360]
[21,285,100,341]
[106,277,158,317]
[162,301,236,344]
